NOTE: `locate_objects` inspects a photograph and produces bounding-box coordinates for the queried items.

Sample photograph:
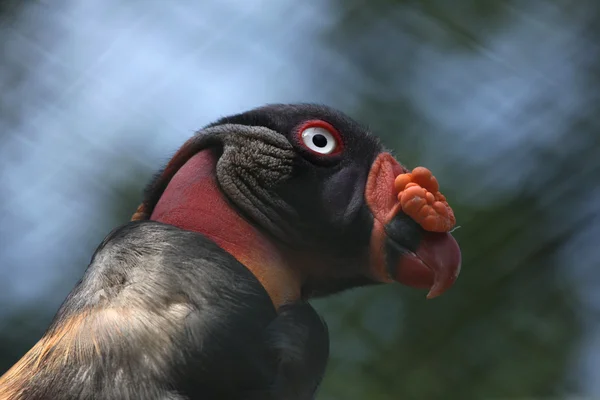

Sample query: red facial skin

[150,149,302,309]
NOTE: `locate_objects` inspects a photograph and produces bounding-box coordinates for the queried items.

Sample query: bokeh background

[1,1,599,398]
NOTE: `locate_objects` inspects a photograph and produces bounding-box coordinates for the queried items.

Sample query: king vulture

[0,104,461,400]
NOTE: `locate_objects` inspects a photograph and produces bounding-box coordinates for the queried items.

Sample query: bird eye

[298,121,342,155]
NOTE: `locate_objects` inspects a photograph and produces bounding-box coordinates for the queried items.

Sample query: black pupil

[312,134,328,148]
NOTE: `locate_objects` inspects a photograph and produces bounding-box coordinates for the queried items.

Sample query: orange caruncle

[394,167,456,233]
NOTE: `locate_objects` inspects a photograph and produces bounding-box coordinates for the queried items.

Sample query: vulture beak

[365,153,462,298]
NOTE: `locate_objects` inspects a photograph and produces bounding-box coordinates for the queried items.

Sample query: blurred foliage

[312,0,599,398]
[1,1,599,399]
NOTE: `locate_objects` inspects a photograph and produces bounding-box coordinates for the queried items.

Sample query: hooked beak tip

[426,251,461,299]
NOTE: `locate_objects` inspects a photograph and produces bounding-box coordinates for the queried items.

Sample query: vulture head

[132,103,461,307]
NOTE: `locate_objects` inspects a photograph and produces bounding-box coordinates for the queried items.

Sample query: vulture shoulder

[0,221,329,400]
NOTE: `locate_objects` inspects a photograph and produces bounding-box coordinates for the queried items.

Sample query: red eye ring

[296,120,344,156]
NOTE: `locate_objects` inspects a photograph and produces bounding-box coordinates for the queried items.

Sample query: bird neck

[149,149,301,310]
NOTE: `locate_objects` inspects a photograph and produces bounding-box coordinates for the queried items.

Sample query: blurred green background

[0,1,598,399]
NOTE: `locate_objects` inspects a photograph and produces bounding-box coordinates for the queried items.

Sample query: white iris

[301,127,337,154]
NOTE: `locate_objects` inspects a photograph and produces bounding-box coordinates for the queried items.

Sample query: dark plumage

[0,104,461,400]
